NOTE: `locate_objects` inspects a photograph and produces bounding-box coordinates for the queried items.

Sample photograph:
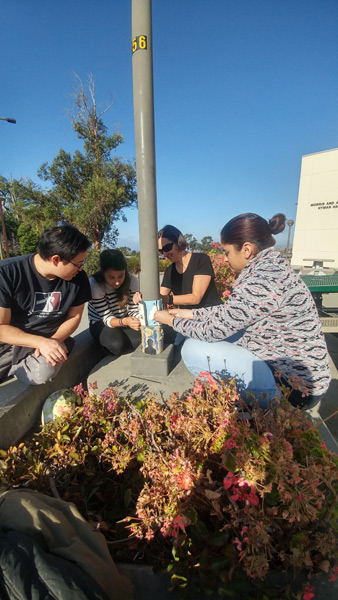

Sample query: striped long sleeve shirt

[173,248,331,396]
[88,274,140,327]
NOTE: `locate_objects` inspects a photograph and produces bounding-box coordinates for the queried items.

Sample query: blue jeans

[181,337,280,408]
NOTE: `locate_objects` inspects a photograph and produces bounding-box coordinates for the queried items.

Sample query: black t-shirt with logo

[0,254,91,364]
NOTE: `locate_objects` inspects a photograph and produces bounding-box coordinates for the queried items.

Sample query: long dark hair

[158,225,188,251]
[93,249,131,302]
[220,213,286,252]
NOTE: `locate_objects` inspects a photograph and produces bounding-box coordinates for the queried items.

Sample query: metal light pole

[0,117,16,258]
[0,117,16,124]
[132,0,158,299]
[132,0,164,355]
[286,219,294,257]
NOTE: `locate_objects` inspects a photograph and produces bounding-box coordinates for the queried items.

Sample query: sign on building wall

[291,148,338,269]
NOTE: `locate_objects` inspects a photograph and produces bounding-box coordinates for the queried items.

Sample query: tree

[16,222,40,255]
[184,233,199,252]
[0,175,60,255]
[37,75,137,249]
[1,77,136,254]
[3,177,60,230]
[0,176,23,256]
[118,246,132,256]
[199,236,214,253]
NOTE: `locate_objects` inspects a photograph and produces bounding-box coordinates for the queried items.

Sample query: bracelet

[119,318,124,327]
[168,293,174,305]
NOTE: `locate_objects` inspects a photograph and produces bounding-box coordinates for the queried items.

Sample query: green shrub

[159,257,171,272]
[1,378,337,598]
[126,254,141,274]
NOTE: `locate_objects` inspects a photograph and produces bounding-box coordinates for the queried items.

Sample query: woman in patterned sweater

[154,213,331,408]
[88,249,141,356]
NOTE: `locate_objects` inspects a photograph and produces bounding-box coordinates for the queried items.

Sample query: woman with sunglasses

[88,249,141,356]
[158,225,221,311]
[155,213,331,409]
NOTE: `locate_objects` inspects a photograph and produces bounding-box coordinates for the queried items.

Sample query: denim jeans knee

[181,338,280,407]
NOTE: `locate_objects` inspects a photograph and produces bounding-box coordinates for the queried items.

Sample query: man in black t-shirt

[0,225,91,385]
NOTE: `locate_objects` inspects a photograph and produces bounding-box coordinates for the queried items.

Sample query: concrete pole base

[130,344,174,377]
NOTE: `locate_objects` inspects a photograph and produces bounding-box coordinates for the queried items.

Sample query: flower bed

[1,377,338,599]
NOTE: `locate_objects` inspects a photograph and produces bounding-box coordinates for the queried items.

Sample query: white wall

[291,148,338,269]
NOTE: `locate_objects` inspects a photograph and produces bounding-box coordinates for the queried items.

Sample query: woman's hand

[133,291,142,304]
[154,310,174,327]
[124,316,141,331]
[154,308,194,326]
[169,308,194,320]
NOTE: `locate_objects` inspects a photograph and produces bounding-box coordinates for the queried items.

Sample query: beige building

[291,148,338,271]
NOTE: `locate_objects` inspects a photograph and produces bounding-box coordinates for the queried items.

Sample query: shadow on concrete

[318,333,338,445]
[108,378,153,400]
[325,332,338,368]
[319,378,338,441]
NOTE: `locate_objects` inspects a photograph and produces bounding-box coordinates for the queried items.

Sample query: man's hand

[34,338,69,366]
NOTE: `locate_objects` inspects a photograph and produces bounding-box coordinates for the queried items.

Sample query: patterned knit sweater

[88,274,140,327]
[173,248,331,396]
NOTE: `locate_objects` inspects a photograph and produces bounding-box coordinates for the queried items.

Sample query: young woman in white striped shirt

[88,250,141,356]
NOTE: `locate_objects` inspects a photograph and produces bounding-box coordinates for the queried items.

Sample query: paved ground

[317,294,338,445]
[319,332,338,439]
[88,343,196,402]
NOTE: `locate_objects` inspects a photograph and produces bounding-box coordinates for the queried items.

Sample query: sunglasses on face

[158,241,174,254]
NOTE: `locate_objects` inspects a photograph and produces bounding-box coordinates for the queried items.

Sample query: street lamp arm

[0,117,16,124]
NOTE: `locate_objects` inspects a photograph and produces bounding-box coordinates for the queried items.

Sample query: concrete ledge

[306,404,338,454]
[320,316,338,333]
[0,330,104,449]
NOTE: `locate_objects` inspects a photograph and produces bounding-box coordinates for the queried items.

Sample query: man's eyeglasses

[69,259,86,270]
[158,242,174,254]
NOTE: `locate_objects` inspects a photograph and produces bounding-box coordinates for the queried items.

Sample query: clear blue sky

[1,0,338,250]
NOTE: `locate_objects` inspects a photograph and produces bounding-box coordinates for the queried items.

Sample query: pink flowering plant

[1,376,338,598]
[208,244,235,301]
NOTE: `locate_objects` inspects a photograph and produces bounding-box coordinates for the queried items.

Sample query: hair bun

[268,213,286,235]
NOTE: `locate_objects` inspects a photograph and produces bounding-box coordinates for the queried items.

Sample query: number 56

[132,35,147,53]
